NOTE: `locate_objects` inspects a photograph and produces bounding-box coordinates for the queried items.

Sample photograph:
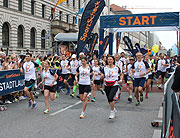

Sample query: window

[66,15,69,23]
[73,16,76,24]
[18,0,23,11]
[3,0,8,8]
[41,30,46,49]
[51,8,54,19]
[17,25,24,48]
[78,0,81,9]
[31,0,35,15]
[66,0,69,4]
[78,18,81,27]
[30,28,36,49]
[73,0,75,7]
[59,11,62,21]
[2,22,9,47]
[42,4,45,18]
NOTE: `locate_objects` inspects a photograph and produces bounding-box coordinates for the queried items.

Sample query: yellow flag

[52,0,67,14]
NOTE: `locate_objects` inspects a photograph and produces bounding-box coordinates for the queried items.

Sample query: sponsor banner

[77,0,105,56]
[116,32,121,53]
[89,33,98,55]
[103,36,109,53]
[0,69,25,96]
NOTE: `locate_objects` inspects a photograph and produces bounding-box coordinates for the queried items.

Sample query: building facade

[0,0,83,55]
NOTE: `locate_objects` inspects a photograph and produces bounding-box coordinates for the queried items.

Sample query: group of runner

[21,51,176,119]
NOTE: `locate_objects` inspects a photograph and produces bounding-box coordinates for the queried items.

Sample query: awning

[54,33,78,42]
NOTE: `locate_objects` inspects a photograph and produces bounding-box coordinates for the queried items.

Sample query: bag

[105,81,116,86]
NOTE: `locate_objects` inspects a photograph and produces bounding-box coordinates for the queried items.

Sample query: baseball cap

[72,54,76,58]
[79,52,84,56]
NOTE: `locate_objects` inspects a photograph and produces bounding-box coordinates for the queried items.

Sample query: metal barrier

[162,72,180,138]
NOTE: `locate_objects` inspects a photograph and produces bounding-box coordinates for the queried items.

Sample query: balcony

[52,20,78,33]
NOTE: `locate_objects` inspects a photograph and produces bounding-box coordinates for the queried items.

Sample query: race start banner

[0,69,24,96]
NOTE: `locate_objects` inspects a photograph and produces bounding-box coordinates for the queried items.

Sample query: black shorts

[25,79,35,92]
[148,74,153,79]
[104,86,119,103]
[70,74,76,82]
[44,85,57,93]
[94,80,101,85]
[156,71,166,78]
[79,84,91,94]
[62,74,70,80]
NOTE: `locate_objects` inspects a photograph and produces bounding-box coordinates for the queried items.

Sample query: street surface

[0,87,163,138]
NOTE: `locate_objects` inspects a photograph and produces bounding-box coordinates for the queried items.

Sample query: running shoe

[70,92,75,98]
[100,89,105,95]
[109,110,115,119]
[114,108,117,113]
[140,94,143,102]
[56,92,59,98]
[128,97,132,102]
[28,99,32,108]
[150,88,152,91]
[66,87,71,95]
[19,96,26,100]
[44,109,49,114]
[114,96,118,101]
[31,102,37,109]
[158,84,162,89]
[5,100,12,104]
[91,97,96,102]
[145,93,148,99]
[157,84,159,87]
[76,94,80,99]
[136,101,140,106]
[80,112,85,119]
[14,98,19,102]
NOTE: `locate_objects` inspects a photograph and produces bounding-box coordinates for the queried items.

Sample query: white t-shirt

[132,60,149,78]
[157,59,168,72]
[23,61,39,81]
[92,66,102,80]
[102,66,121,86]
[70,60,79,75]
[115,60,124,73]
[61,60,70,74]
[77,65,93,85]
[42,69,57,86]
[127,63,132,76]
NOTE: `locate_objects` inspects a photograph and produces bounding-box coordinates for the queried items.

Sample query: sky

[110,0,180,50]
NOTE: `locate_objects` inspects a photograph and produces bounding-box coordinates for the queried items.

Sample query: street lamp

[48,13,70,54]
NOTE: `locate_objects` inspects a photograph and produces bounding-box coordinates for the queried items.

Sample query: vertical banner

[116,32,121,53]
[99,29,104,58]
[123,36,135,56]
[103,36,109,53]
[109,33,113,55]
[89,33,98,55]
[135,43,141,52]
[77,0,105,57]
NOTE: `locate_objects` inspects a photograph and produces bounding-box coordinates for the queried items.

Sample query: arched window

[17,25,24,48]
[2,22,10,47]
[30,28,36,49]
[41,30,46,49]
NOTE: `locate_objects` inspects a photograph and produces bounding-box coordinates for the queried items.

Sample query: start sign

[100,12,179,28]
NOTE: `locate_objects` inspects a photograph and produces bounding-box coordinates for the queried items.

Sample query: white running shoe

[80,112,85,119]
[5,100,12,104]
[19,96,26,100]
[109,110,115,119]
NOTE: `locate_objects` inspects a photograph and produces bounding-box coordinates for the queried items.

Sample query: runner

[101,55,122,119]
[60,54,71,95]
[156,53,169,89]
[75,57,93,119]
[91,59,105,102]
[144,55,153,99]
[114,54,124,101]
[126,57,135,102]
[38,60,58,114]
[20,53,42,109]
[130,52,151,106]
[69,54,79,98]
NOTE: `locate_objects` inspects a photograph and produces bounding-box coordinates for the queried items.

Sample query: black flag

[77,0,105,57]
[89,33,98,55]
[103,36,109,53]
[123,36,135,56]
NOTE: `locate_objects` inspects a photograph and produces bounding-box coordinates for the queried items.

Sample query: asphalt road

[0,89,163,138]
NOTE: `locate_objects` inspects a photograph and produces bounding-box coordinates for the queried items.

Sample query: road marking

[158,107,163,119]
[152,130,161,138]
[50,101,82,116]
